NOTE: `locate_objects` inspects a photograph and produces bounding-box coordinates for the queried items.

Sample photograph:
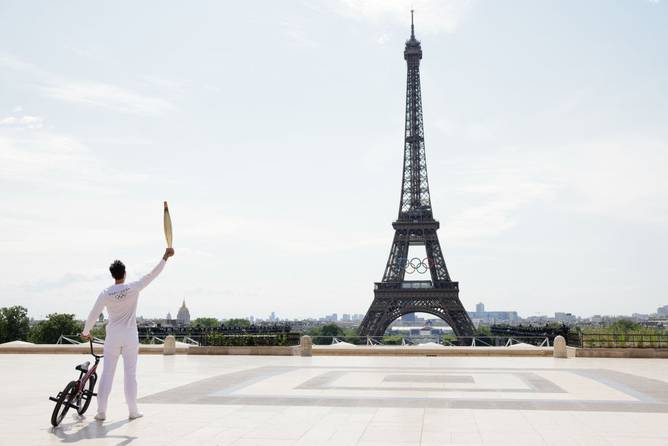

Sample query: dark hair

[109,260,126,280]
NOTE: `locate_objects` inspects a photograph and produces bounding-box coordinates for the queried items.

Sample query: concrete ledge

[573,347,668,358]
[12,344,666,358]
[140,344,190,355]
[0,344,189,355]
[312,346,554,357]
[188,345,302,356]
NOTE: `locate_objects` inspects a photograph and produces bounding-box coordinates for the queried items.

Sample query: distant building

[166,312,172,321]
[341,314,351,322]
[554,312,577,324]
[658,305,668,317]
[269,312,277,322]
[525,315,550,324]
[176,300,190,325]
[321,313,338,322]
[468,302,518,323]
[402,313,417,322]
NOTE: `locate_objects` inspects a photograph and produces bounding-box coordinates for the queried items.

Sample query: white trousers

[96,334,139,414]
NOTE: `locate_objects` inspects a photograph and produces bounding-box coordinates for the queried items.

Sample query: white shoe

[128,412,143,420]
[94,413,106,421]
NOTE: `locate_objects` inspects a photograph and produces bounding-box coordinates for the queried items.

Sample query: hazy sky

[1,0,667,321]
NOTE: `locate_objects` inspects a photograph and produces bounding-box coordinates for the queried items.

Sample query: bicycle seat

[75,361,90,372]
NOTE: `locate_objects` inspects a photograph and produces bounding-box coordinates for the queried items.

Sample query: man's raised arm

[130,248,175,291]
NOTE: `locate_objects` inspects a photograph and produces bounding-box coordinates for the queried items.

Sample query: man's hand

[163,247,175,261]
[80,333,91,340]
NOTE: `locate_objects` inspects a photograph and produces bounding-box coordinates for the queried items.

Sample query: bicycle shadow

[50,416,137,445]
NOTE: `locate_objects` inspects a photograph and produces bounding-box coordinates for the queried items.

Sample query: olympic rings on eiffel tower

[405,257,430,274]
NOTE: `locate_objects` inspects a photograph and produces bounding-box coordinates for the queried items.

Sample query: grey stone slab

[296,369,565,394]
[185,395,668,413]
[384,374,474,383]
[294,371,347,390]
[518,372,567,393]
[573,369,668,403]
[139,366,293,404]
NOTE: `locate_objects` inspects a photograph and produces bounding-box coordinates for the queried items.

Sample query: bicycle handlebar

[89,338,103,359]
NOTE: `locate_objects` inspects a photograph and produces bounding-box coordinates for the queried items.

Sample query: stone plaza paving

[1,354,668,445]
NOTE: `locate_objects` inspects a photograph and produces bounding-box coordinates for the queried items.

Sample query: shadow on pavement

[49,415,137,445]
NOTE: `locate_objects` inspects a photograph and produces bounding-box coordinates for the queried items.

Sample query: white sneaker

[94,413,106,421]
[128,412,143,420]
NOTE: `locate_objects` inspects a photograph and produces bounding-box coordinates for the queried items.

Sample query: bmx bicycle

[49,338,102,427]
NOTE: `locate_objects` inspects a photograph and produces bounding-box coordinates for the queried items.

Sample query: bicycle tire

[51,380,77,427]
[77,373,97,415]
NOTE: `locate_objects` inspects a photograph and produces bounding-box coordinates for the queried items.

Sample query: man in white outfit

[81,248,175,421]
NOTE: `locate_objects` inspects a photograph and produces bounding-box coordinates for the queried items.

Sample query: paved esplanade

[2,355,668,445]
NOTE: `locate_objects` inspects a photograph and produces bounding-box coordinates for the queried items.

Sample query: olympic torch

[163,201,173,248]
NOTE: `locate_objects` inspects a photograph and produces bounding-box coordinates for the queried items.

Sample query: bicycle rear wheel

[77,373,97,415]
[51,381,77,427]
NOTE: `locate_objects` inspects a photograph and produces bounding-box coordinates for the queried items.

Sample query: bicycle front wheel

[51,381,77,427]
[77,373,97,415]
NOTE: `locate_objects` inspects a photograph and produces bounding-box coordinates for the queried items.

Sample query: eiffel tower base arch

[358,285,475,337]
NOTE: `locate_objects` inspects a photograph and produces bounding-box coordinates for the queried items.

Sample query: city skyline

[1,1,667,321]
[126,301,668,324]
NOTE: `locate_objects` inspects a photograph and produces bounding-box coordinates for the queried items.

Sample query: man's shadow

[49,415,138,445]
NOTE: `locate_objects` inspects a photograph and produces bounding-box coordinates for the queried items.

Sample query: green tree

[90,323,106,340]
[475,325,492,336]
[382,335,404,345]
[192,317,220,328]
[320,323,344,337]
[0,306,30,343]
[442,334,457,345]
[609,319,641,332]
[29,313,83,344]
[225,318,251,328]
[307,323,345,345]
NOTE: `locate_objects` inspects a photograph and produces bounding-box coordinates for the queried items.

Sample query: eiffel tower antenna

[359,12,475,338]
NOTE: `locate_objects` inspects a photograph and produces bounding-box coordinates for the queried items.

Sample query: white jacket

[83,260,166,337]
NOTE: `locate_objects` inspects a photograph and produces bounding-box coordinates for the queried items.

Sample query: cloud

[0,115,44,129]
[0,52,176,116]
[334,0,476,34]
[438,138,668,245]
[140,75,188,96]
[19,272,108,293]
[376,33,390,45]
[280,20,319,48]
[0,133,87,181]
[181,212,387,255]
[556,141,668,224]
[0,129,149,190]
[41,82,175,116]
[0,53,34,72]
[441,155,555,243]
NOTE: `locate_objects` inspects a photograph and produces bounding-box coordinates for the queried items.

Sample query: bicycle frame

[77,339,103,393]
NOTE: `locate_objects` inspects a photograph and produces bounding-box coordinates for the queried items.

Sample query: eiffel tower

[358,12,475,337]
